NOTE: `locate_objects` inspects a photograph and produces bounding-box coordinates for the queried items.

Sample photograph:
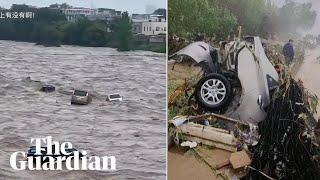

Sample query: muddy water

[0,41,166,179]
[295,46,320,119]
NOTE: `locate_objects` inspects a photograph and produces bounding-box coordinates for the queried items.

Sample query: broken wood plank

[216,160,230,170]
[187,113,249,127]
[192,147,230,180]
[229,151,251,169]
[178,123,237,146]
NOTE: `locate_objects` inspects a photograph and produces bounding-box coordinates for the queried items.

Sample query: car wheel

[195,73,232,111]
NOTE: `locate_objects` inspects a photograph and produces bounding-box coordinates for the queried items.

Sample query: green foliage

[170,0,317,39]
[134,43,166,53]
[111,11,133,51]
[169,0,237,39]
[37,25,63,46]
[0,5,163,53]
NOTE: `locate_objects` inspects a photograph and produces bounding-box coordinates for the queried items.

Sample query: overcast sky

[0,0,166,14]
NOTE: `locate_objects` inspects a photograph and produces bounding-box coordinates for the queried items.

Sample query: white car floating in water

[170,36,279,124]
[106,94,123,102]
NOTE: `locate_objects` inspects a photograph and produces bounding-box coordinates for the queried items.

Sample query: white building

[62,8,98,21]
[132,14,166,36]
[141,21,166,36]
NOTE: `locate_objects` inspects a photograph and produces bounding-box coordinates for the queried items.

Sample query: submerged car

[40,85,55,92]
[170,36,279,124]
[27,145,82,163]
[71,90,92,105]
[106,94,123,102]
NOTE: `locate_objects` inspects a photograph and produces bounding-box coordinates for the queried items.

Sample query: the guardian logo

[10,136,116,171]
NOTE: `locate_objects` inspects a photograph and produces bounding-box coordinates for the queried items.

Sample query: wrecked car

[170,36,279,124]
[71,90,92,105]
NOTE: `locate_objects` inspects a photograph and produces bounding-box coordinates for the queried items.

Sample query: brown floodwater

[0,40,166,179]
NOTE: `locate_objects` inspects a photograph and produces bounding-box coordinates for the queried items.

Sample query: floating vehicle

[40,85,55,92]
[106,94,123,102]
[27,145,81,163]
[71,90,92,105]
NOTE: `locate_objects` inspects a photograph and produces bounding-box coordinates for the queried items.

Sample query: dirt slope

[295,47,320,119]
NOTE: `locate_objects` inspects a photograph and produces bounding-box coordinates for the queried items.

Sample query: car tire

[195,73,232,111]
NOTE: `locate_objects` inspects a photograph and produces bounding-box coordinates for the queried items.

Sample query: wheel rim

[200,78,227,105]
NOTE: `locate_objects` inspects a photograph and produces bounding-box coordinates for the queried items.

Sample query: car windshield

[74,90,87,96]
[110,94,121,99]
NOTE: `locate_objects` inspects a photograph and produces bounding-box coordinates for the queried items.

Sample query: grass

[167,62,202,119]
[134,43,166,53]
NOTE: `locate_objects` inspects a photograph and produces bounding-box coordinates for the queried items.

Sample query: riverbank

[295,46,320,118]
[0,5,166,54]
[1,39,165,54]
[167,39,316,179]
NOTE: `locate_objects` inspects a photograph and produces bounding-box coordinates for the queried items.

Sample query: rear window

[110,94,121,99]
[74,90,87,96]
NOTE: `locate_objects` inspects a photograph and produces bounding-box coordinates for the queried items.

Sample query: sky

[0,0,166,14]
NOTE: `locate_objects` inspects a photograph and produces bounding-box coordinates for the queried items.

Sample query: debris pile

[247,77,320,180]
[168,37,319,179]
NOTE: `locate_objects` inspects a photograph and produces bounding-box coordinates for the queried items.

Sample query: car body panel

[229,46,267,123]
[170,41,213,64]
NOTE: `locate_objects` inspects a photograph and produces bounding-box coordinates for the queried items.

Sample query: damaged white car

[170,36,279,124]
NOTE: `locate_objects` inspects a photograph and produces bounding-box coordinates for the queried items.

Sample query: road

[295,46,320,119]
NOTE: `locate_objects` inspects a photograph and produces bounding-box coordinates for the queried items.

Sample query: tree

[111,11,133,51]
[169,0,237,39]
[38,25,63,46]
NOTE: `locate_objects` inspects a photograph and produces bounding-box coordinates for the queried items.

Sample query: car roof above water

[73,90,88,96]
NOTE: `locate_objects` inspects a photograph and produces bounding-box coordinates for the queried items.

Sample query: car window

[110,94,121,98]
[74,90,87,96]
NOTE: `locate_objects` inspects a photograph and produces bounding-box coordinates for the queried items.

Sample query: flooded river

[0,40,166,179]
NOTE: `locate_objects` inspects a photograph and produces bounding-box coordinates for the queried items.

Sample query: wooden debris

[230,151,251,169]
[178,123,238,152]
[216,160,230,170]
[179,123,237,145]
[181,136,237,152]
[187,113,249,127]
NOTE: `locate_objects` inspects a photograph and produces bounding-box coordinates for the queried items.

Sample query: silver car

[170,36,279,124]
[71,90,92,105]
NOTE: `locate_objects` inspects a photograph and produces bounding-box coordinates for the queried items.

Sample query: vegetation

[0,4,165,53]
[110,12,133,51]
[169,0,317,39]
[169,0,237,39]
